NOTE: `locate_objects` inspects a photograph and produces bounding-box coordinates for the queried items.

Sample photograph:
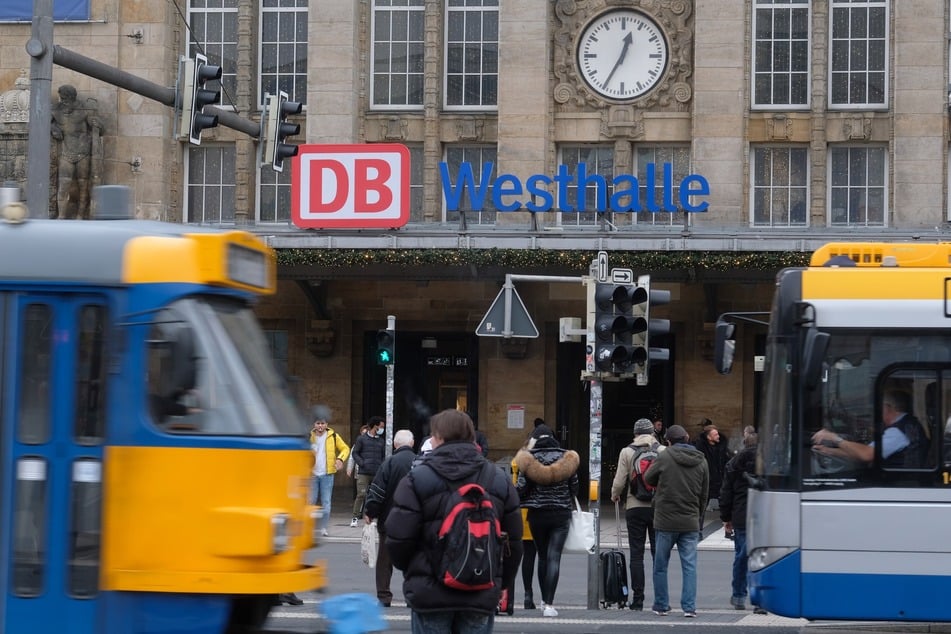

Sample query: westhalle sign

[291,144,710,229]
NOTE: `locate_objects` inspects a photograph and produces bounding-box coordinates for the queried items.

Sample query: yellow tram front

[0,214,324,634]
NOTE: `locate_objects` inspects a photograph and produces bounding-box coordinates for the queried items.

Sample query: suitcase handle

[614,500,623,550]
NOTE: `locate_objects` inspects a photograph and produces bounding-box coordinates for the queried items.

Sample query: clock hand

[603,32,634,87]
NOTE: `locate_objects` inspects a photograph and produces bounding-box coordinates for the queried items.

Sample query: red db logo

[291,144,410,228]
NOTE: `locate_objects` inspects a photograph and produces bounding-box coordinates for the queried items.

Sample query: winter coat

[643,443,709,533]
[385,440,524,615]
[351,431,386,478]
[309,427,350,475]
[719,444,756,531]
[611,433,663,511]
[364,445,416,528]
[514,443,580,511]
[694,433,732,501]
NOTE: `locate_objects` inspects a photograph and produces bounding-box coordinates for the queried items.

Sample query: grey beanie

[633,418,654,436]
[311,404,332,422]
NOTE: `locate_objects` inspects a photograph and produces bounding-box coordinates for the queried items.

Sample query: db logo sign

[291,144,410,228]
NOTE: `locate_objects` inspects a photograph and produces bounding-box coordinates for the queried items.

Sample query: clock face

[577,9,669,101]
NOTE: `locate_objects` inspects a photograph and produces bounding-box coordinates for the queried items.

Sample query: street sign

[610,268,633,283]
[476,286,539,338]
[597,251,608,282]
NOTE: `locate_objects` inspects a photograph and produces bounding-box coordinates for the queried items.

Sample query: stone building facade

[2,0,949,488]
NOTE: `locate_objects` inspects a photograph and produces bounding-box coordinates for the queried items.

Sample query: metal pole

[385,314,395,459]
[26,0,53,218]
[586,376,603,610]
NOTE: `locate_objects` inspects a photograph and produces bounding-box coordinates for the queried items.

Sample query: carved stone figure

[50,84,102,219]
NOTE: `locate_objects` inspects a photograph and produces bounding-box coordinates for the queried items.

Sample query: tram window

[12,457,47,597]
[74,305,107,444]
[68,459,102,598]
[18,304,52,445]
[879,372,937,471]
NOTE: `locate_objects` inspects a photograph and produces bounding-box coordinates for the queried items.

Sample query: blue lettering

[680,174,710,212]
[576,162,607,212]
[553,164,574,212]
[493,173,522,211]
[610,174,641,212]
[526,175,554,211]
[440,161,493,212]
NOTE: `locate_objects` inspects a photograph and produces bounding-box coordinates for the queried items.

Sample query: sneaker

[542,605,558,617]
[350,517,359,528]
[684,611,697,618]
[730,596,746,610]
[279,593,304,606]
[321,528,329,537]
[754,607,768,615]
[653,608,670,616]
[629,601,643,611]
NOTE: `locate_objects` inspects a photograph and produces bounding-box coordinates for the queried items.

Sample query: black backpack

[629,442,660,502]
[416,462,503,591]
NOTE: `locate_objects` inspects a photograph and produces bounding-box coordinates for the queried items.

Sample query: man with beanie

[610,418,662,610]
[644,424,709,618]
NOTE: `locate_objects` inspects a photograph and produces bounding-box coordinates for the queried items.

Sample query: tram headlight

[271,513,290,554]
[749,546,796,572]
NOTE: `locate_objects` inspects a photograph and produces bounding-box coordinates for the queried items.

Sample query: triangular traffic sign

[476,286,539,338]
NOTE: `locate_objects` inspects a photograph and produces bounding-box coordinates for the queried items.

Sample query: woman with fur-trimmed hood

[514,424,580,618]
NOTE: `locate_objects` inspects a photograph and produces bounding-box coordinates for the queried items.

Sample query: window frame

[827,144,888,227]
[751,0,812,111]
[442,144,498,225]
[749,145,810,228]
[187,0,239,111]
[370,0,426,111]
[258,0,309,111]
[828,0,889,111]
[443,0,499,111]
[184,144,237,225]
[555,144,615,228]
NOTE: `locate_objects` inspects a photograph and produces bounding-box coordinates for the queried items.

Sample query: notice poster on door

[507,404,525,429]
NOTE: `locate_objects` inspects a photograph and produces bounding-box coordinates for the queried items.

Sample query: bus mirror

[170,326,197,393]
[713,319,736,375]
[802,329,830,391]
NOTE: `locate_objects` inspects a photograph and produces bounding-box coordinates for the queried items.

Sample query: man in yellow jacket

[309,405,351,537]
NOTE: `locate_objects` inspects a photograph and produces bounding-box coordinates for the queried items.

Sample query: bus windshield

[147,297,306,436]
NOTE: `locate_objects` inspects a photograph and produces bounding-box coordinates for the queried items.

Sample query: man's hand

[611,494,620,503]
[334,458,344,471]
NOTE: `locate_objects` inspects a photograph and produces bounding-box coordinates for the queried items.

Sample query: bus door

[2,294,109,633]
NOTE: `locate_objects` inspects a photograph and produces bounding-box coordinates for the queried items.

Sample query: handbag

[361,520,378,568]
[563,497,596,555]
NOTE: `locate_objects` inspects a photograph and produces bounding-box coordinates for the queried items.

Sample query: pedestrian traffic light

[376,328,395,365]
[631,274,671,380]
[179,53,222,145]
[262,91,302,172]
[593,282,639,374]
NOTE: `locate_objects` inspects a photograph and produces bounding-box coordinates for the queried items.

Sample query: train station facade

[1,0,949,485]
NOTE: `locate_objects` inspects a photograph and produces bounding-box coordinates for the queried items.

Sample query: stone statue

[50,84,102,219]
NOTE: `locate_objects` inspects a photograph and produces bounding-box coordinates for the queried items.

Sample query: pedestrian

[347,423,368,500]
[509,426,543,611]
[610,418,661,610]
[350,416,386,527]
[644,424,709,618]
[514,423,580,618]
[309,405,351,537]
[694,419,732,513]
[653,418,667,446]
[386,409,523,634]
[364,429,417,608]
[467,411,490,457]
[721,426,764,613]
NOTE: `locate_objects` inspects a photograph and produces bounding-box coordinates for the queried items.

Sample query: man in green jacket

[643,424,709,619]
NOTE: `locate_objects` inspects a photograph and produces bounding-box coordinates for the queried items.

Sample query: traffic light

[631,274,671,379]
[376,329,395,365]
[179,53,222,145]
[262,91,302,172]
[593,282,638,374]
[713,318,736,375]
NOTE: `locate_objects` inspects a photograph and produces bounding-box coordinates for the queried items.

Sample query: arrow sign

[611,268,633,283]
[476,286,539,338]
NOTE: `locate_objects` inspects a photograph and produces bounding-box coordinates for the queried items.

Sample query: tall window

[445,0,498,109]
[443,145,497,225]
[634,145,692,226]
[829,0,887,108]
[751,146,809,226]
[187,145,236,224]
[188,0,238,105]
[752,0,810,109]
[372,0,425,109]
[260,0,308,106]
[258,167,291,223]
[828,145,886,226]
[558,145,614,227]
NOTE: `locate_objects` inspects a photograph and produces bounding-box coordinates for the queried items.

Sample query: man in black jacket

[350,415,386,527]
[386,410,523,634]
[364,429,417,607]
[720,427,760,612]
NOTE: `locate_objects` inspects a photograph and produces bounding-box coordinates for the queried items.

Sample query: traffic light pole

[384,315,395,459]
[586,374,603,610]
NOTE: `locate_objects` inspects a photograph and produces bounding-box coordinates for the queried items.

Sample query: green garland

[277,248,810,271]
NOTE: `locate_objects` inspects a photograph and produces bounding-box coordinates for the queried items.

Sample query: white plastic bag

[361,520,378,568]
[563,497,596,555]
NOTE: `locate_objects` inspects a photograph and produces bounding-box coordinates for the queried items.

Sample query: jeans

[731,528,748,601]
[410,610,493,634]
[312,473,335,532]
[527,508,571,605]
[652,529,699,613]
[624,506,655,605]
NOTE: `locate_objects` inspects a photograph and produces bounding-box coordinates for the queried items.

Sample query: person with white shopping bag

[514,424,579,618]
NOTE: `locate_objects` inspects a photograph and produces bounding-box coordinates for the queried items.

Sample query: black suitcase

[600,502,629,608]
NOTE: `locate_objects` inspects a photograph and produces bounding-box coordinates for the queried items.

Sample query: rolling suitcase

[600,501,629,608]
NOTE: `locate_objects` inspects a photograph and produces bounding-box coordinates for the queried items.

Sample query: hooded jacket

[514,439,580,511]
[719,444,756,530]
[385,440,523,615]
[643,443,709,532]
[611,433,663,510]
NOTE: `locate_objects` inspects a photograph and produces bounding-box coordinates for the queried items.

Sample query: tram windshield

[146,297,305,436]
[759,331,951,485]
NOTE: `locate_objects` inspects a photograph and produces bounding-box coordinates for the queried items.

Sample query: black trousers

[624,505,655,605]
[526,508,571,606]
